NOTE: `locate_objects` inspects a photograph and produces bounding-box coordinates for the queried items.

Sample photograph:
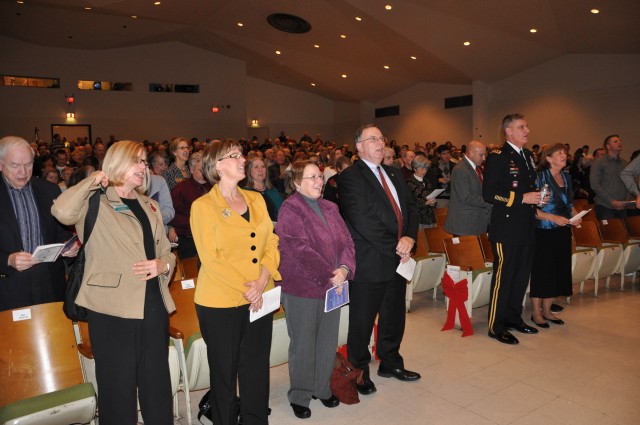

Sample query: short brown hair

[501,113,525,134]
[289,160,314,192]
[201,139,242,184]
[536,143,565,171]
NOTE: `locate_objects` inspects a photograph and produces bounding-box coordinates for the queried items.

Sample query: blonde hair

[102,140,148,193]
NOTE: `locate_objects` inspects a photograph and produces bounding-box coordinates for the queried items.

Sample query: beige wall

[1,35,638,156]
[369,82,474,149]
[487,54,640,155]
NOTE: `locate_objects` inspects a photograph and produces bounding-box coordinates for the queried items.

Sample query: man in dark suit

[482,114,545,345]
[339,124,420,395]
[445,141,492,236]
[0,136,77,311]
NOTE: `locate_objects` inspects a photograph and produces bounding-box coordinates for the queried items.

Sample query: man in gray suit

[444,141,492,236]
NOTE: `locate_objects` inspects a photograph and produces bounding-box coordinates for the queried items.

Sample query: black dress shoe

[488,330,519,345]
[506,322,539,334]
[312,394,340,408]
[377,365,421,381]
[545,317,565,325]
[356,375,377,395]
[550,303,564,313]
[290,403,311,419]
[530,315,550,328]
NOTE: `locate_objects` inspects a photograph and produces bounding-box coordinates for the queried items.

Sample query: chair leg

[432,286,438,300]
[595,276,600,297]
[579,280,585,295]
[566,296,571,304]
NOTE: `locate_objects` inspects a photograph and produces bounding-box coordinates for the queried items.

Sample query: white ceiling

[1,0,638,103]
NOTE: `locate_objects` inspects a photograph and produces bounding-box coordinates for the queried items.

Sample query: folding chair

[405,227,447,311]
[0,302,96,425]
[598,218,640,290]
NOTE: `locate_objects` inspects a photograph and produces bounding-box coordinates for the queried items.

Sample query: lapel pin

[222,208,231,218]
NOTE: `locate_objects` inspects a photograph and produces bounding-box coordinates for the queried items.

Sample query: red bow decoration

[441,272,474,337]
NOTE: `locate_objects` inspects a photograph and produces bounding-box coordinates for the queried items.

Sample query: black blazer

[0,176,71,311]
[338,160,418,282]
[482,143,537,244]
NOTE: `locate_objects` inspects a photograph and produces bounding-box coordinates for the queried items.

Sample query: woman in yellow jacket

[191,140,280,425]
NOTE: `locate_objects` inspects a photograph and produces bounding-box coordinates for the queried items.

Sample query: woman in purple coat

[275,160,356,420]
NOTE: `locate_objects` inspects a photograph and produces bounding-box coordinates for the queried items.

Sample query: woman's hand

[168,227,178,243]
[425,198,437,206]
[552,215,571,226]
[90,170,109,188]
[330,267,348,286]
[133,259,168,281]
[244,266,271,312]
[61,240,81,258]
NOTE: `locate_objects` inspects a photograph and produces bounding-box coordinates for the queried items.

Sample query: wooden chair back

[624,215,640,239]
[424,226,453,254]
[479,232,493,263]
[435,208,448,227]
[0,302,84,406]
[573,198,589,210]
[572,220,603,248]
[414,227,428,257]
[598,218,629,245]
[169,278,200,341]
[180,256,200,280]
[443,236,486,270]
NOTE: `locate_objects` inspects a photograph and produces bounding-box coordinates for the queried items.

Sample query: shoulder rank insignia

[490,149,502,154]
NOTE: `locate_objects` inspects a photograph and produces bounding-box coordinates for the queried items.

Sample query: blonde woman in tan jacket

[52,140,176,425]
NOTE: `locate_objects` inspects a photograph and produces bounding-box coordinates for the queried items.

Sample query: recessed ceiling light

[237,22,243,27]
[17,0,24,3]
[311,83,316,86]
[463,41,471,46]
[355,17,362,21]
[341,74,348,78]
[275,50,281,55]
[313,44,320,48]
[84,7,92,10]
[384,65,390,70]
[529,28,537,33]
[340,34,347,39]
[132,15,138,19]
[154,1,161,5]
[385,5,392,11]
[410,56,417,60]
[591,9,599,14]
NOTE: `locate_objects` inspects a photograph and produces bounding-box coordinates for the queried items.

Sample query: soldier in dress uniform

[482,114,548,345]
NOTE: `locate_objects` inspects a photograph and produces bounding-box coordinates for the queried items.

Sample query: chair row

[0,302,97,425]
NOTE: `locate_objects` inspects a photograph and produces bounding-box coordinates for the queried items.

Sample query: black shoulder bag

[63,189,101,321]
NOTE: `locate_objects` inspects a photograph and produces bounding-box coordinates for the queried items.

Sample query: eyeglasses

[301,174,325,181]
[134,158,149,166]
[359,136,387,144]
[218,153,244,161]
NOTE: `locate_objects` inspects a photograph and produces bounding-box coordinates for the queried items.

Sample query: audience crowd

[0,123,635,423]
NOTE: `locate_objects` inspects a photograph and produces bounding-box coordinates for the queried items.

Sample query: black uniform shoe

[488,330,519,345]
[506,322,539,334]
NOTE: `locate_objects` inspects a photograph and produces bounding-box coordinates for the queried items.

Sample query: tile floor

[167,276,639,425]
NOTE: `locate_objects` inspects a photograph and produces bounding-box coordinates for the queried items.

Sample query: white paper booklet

[426,188,445,200]
[32,235,79,262]
[569,209,591,224]
[249,286,282,322]
[396,257,417,281]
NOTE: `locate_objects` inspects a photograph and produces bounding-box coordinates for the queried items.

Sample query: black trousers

[488,241,535,334]
[347,273,406,374]
[196,304,272,425]
[88,282,172,425]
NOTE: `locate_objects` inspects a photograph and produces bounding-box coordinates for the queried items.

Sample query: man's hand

[396,236,415,264]
[635,195,640,209]
[523,191,549,205]
[611,200,627,210]
[8,252,39,271]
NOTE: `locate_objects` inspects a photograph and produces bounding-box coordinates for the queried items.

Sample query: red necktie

[377,166,403,239]
[475,165,483,183]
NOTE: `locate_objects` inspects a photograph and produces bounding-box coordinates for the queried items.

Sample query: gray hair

[411,155,430,170]
[0,136,34,163]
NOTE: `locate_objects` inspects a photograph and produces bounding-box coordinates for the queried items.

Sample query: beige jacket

[52,177,176,319]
